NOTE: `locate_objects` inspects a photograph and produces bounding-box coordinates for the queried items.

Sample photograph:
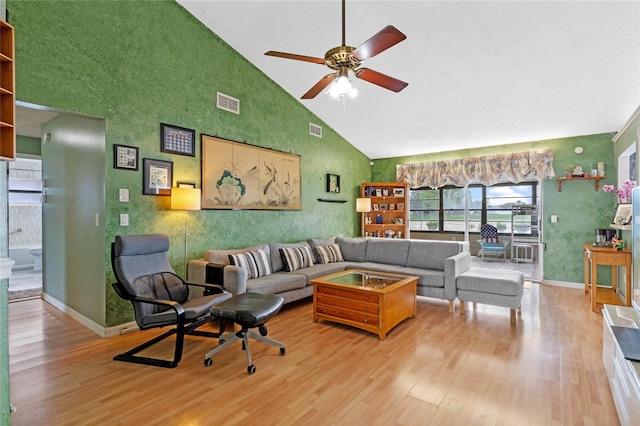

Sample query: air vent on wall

[217,92,240,114]
[309,123,322,138]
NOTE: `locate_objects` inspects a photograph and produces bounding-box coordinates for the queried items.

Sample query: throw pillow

[313,244,344,264]
[228,249,272,279]
[279,246,314,272]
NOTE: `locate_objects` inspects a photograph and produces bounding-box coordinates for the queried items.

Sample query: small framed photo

[143,158,173,196]
[612,203,632,226]
[375,189,382,196]
[372,204,379,211]
[326,173,340,193]
[393,187,405,197]
[397,202,405,210]
[113,144,139,170]
[389,203,396,210]
[160,123,195,157]
[380,203,388,211]
[382,188,390,196]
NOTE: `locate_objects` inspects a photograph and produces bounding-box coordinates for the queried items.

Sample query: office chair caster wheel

[204,358,213,367]
[259,325,268,336]
[247,365,256,374]
[280,347,286,355]
[218,339,225,345]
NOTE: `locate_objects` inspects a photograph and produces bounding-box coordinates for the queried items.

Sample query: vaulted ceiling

[179,0,639,159]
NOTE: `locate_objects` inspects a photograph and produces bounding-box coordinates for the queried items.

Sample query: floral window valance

[396,149,555,189]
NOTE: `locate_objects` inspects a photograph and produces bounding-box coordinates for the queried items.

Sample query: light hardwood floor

[9,283,619,425]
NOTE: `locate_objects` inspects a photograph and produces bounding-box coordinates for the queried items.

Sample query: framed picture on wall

[160,123,196,157]
[326,174,340,193]
[113,144,139,170]
[143,158,173,195]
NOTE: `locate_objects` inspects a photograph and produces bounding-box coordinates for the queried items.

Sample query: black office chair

[111,234,232,368]
[204,292,286,374]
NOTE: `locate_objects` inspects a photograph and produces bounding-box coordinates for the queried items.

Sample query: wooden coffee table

[312,269,418,340]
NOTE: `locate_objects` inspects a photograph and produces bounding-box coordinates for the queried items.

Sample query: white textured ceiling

[179,0,640,158]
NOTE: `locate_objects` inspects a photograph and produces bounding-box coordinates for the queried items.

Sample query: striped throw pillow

[279,246,314,272]
[228,249,272,279]
[313,244,344,264]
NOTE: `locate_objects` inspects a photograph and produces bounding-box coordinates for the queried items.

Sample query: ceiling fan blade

[351,25,407,61]
[301,74,337,99]
[265,51,326,65]
[354,68,408,93]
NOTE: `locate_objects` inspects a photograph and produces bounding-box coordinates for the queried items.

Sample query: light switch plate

[551,215,557,223]
[120,213,129,226]
[119,188,129,202]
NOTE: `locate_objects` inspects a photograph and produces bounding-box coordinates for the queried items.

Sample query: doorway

[7,156,42,301]
[6,104,107,315]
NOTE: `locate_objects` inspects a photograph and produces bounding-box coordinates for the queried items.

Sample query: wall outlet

[120,213,129,226]
[551,215,557,223]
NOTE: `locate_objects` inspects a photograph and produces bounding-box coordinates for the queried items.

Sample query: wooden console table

[583,243,632,313]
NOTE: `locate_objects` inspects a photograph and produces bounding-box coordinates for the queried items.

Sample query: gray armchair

[111,234,232,368]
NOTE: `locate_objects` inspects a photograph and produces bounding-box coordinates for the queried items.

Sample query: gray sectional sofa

[188,237,470,313]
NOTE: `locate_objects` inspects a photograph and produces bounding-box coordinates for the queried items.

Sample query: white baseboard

[41,292,138,338]
[540,279,583,290]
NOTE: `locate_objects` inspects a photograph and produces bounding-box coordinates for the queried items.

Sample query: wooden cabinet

[0,19,15,160]
[361,182,409,238]
[602,304,640,426]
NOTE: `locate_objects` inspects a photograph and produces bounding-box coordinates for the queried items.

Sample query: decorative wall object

[160,123,195,157]
[113,144,139,170]
[201,135,301,210]
[143,158,173,195]
[326,174,340,193]
[612,203,632,226]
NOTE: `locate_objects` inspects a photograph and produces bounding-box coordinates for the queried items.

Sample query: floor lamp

[356,198,372,237]
[171,187,201,277]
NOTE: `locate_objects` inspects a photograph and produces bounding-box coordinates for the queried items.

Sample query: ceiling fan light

[327,68,354,99]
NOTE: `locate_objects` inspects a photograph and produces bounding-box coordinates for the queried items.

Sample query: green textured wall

[16,135,40,156]
[8,0,370,327]
[372,133,616,284]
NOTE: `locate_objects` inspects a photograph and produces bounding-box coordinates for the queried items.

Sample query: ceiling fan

[264,0,408,99]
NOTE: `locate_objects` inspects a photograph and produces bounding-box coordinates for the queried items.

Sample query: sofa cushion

[336,237,368,262]
[308,237,337,263]
[246,272,307,294]
[269,241,312,272]
[456,268,524,296]
[205,243,269,265]
[280,246,314,272]
[289,263,348,282]
[228,249,271,279]
[365,239,410,266]
[314,244,344,264]
[406,240,463,270]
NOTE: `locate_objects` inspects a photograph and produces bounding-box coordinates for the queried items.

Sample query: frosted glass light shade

[356,198,372,213]
[171,187,201,211]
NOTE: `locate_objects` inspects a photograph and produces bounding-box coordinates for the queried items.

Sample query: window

[8,158,42,205]
[409,182,537,234]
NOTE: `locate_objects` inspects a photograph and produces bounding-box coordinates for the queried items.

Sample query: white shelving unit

[510,204,540,263]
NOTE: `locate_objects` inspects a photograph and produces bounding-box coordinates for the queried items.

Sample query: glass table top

[323,270,407,289]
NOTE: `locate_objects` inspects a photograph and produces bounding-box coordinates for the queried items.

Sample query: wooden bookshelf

[361,182,409,239]
[0,19,15,160]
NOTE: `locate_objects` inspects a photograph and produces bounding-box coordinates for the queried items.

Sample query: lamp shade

[356,198,372,213]
[171,187,201,211]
